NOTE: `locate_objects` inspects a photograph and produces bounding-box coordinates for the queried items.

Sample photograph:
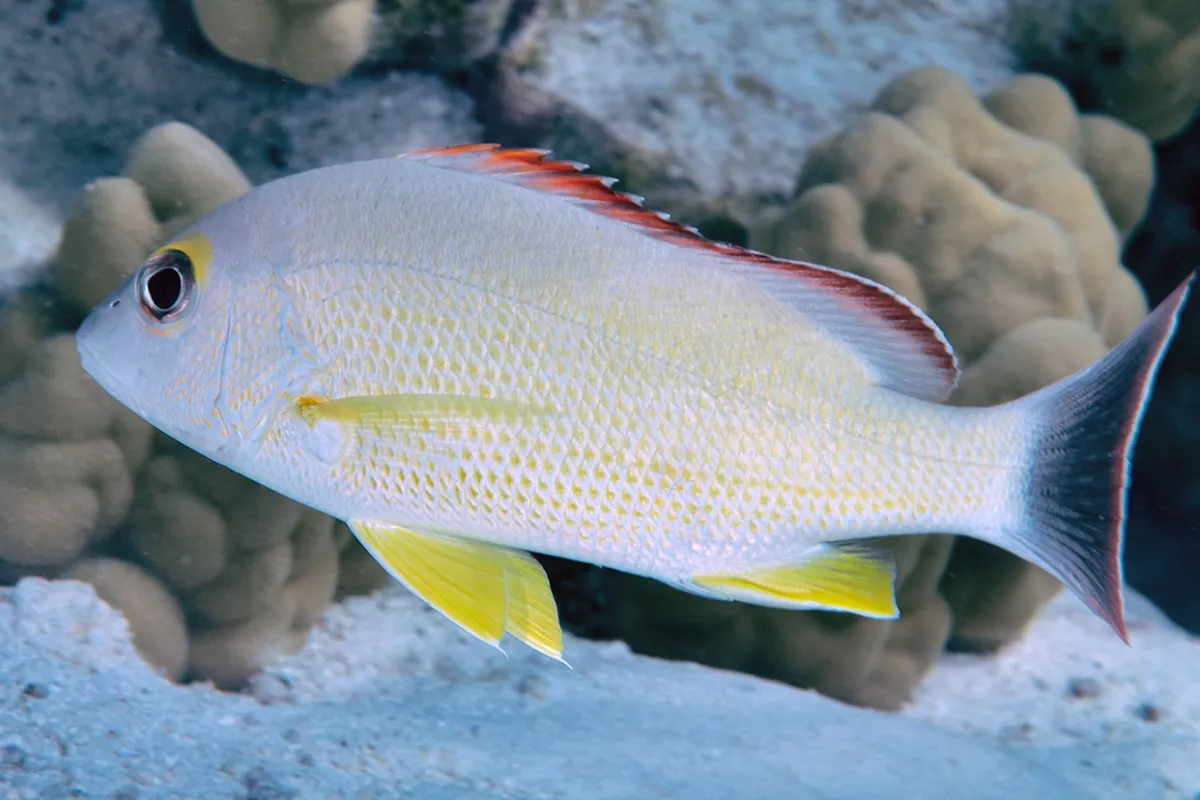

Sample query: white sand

[0,577,1195,799]
[908,590,1200,799]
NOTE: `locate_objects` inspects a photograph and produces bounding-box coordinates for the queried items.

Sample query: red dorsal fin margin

[400,144,960,402]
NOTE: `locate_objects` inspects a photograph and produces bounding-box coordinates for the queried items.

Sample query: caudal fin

[1004,271,1195,643]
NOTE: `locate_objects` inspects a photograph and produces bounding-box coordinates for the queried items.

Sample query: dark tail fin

[1004,271,1195,643]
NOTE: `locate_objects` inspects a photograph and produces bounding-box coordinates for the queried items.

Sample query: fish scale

[77,144,1196,658]
[251,258,1017,578]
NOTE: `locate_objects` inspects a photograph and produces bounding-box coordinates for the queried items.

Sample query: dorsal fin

[400,144,960,402]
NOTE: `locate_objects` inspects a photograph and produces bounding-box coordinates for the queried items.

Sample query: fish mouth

[75,335,111,388]
[75,333,149,421]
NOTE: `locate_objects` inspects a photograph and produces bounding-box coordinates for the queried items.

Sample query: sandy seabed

[1,577,1196,800]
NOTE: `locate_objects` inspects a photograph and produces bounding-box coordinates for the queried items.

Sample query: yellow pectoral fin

[297,393,554,439]
[348,521,565,661]
[690,543,899,619]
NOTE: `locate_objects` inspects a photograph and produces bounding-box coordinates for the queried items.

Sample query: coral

[0,294,153,570]
[62,557,189,681]
[55,122,251,315]
[2,0,482,214]
[0,155,194,677]
[0,118,244,596]
[981,76,1155,239]
[757,69,1150,353]
[605,66,1155,710]
[53,119,341,688]
[189,0,520,86]
[125,441,342,689]
[1010,0,1200,140]
[751,65,1152,655]
[191,0,377,86]
[0,120,374,689]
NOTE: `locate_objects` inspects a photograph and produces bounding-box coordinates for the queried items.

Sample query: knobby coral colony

[1011,0,1200,140]
[191,0,376,86]
[0,122,371,687]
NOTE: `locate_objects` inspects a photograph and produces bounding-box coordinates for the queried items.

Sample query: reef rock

[0,0,480,214]
[0,179,60,296]
[488,0,1017,231]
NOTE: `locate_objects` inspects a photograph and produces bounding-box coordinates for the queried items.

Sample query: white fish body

[76,145,1195,659]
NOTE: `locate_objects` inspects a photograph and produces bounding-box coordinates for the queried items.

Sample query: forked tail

[1000,271,1195,642]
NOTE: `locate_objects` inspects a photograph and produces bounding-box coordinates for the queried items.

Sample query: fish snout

[75,286,142,402]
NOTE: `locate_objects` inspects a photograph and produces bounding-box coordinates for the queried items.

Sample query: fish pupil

[137,248,194,321]
[146,267,182,313]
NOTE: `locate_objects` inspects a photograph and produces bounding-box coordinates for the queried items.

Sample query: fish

[75,144,1196,662]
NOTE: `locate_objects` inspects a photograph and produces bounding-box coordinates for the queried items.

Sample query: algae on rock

[489,0,1017,232]
[1010,0,1200,140]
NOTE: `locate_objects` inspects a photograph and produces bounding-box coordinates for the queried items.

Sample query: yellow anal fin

[348,521,565,661]
[690,544,899,619]
[296,393,554,439]
[502,550,567,662]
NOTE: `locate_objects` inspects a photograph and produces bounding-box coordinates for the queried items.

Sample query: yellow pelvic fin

[348,521,566,661]
[690,543,899,618]
[296,393,554,439]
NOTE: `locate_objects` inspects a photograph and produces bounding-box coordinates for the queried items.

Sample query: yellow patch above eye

[152,231,214,287]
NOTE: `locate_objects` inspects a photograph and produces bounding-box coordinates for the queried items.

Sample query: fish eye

[136,249,195,323]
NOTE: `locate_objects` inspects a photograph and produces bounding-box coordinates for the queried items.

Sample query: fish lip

[75,334,108,386]
[75,332,149,421]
